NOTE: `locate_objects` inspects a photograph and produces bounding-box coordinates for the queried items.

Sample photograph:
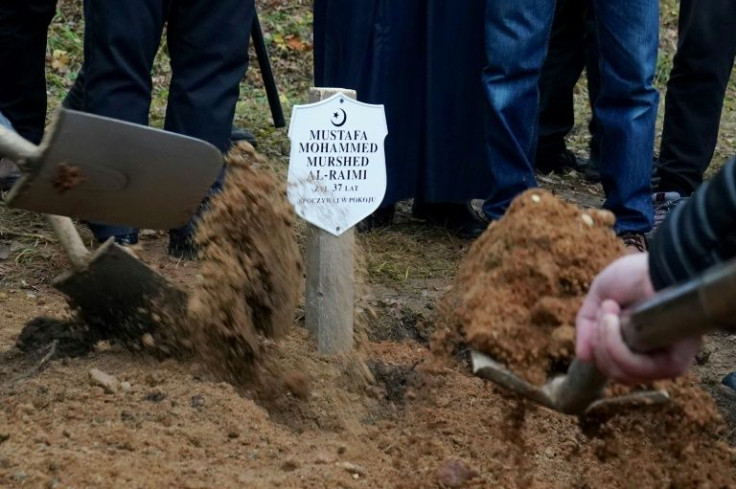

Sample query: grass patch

[359,225,465,284]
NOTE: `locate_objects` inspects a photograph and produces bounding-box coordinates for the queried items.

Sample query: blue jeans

[481,0,658,233]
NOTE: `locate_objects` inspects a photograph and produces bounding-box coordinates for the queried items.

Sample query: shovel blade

[471,350,557,409]
[6,108,222,229]
[53,239,188,342]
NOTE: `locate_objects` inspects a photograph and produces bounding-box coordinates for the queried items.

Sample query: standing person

[0,0,57,146]
[0,1,257,211]
[482,0,659,253]
[81,0,255,257]
[313,0,490,239]
[536,0,599,179]
[651,0,736,236]
[0,0,57,191]
[576,156,736,385]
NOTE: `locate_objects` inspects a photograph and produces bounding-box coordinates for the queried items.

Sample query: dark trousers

[313,0,492,206]
[0,0,57,144]
[537,0,599,161]
[657,0,736,196]
[82,0,254,239]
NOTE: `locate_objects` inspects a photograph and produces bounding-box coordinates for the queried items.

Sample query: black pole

[252,11,285,128]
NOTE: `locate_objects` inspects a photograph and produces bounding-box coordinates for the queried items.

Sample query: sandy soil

[1,166,736,488]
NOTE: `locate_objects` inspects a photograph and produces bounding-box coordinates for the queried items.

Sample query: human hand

[575,253,701,384]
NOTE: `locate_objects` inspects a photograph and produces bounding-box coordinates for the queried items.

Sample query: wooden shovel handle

[553,258,736,415]
[46,215,90,270]
[0,124,37,165]
[620,257,736,352]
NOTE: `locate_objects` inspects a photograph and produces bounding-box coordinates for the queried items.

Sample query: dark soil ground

[1,1,735,487]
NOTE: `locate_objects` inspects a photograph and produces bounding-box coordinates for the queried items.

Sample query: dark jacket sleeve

[649,157,736,290]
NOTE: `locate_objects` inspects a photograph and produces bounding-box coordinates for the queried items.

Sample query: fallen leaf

[286,35,312,52]
[51,49,70,73]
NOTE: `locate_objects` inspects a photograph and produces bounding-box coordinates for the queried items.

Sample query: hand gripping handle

[553,257,736,414]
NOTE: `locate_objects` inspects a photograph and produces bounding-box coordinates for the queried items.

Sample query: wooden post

[304,87,356,354]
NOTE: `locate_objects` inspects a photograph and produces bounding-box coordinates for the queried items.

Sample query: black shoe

[0,157,21,192]
[584,159,601,183]
[168,234,198,260]
[97,233,139,246]
[412,201,487,239]
[0,175,19,193]
[230,126,258,148]
[356,205,395,233]
[536,149,587,175]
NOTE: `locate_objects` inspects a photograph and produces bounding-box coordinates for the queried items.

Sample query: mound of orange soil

[433,189,736,487]
[437,189,623,384]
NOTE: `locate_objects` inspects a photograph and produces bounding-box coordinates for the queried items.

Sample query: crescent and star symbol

[331,108,347,127]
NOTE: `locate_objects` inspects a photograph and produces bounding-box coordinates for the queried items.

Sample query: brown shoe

[618,231,648,254]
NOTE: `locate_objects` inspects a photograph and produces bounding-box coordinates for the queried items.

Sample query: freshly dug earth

[76,143,305,387]
[2,181,736,487]
[436,189,625,385]
[2,322,736,488]
[185,142,303,385]
[434,189,736,487]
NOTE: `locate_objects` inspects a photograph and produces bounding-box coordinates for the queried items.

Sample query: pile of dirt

[4,169,736,488]
[37,143,304,385]
[184,142,303,385]
[436,189,624,384]
[4,326,736,488]
[431,189,736,487]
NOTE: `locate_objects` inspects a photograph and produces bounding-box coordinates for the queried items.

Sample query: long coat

[313,0,491,206]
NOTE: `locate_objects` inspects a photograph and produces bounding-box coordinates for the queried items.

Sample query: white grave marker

[287,92,388,235]
[287,88,388,354]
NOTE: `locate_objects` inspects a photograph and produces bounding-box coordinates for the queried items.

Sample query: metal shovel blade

[471,350,669,415]
[53,239,188,343]
[471,260,736,415]
[471,350,559,410]
[6,108,222,229]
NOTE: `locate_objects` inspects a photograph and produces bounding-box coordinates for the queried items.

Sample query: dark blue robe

[313,0,491,206]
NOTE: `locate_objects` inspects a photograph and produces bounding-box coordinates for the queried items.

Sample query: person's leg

[536,0,586,173]
[592,0,658,236]
[312,0,381,95]
[165,0,252,153]
[67,66,256,147]
[164,0,253,256]
[82,0,167,242]
[657,0,736,196]
[312,0,328,87]
[583,2,602,181]
[409,0,487,239]
[313,0,423,231]
[62,67,85,111]
[83,0,165,125]
[481,0,555,221]
[0,0,57,144]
